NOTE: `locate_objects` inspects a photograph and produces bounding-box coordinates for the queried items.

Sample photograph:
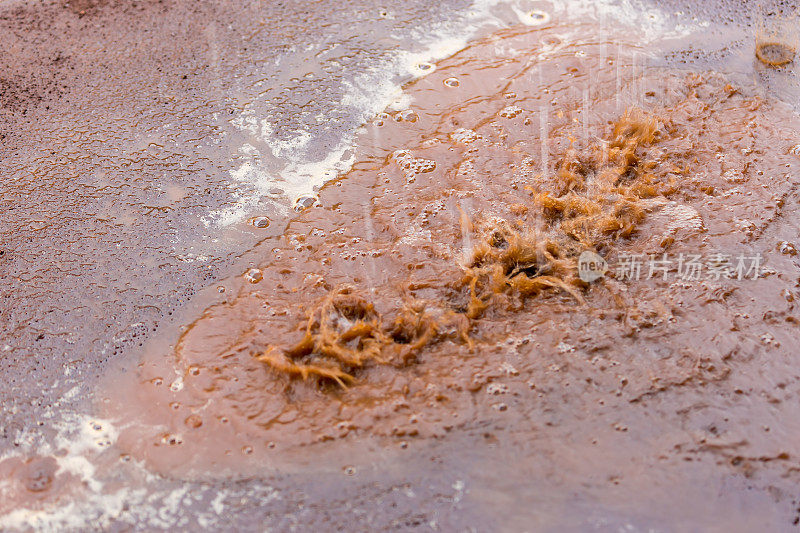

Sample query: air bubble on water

[244,268,263,283]
[542,36,562,47]
[169,376,184,392]
[790,144,800,156]
[518,9,550,26]
[343,465,356,476]
[416,62,436,75]
[251,216,271,228]
[242,446,254,455]
[443,77,460,88]
[217,286,225,293]
[293,195,319,212]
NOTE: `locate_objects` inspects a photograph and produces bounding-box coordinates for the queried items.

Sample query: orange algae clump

[461,111,662,318]
[256,287,444,386]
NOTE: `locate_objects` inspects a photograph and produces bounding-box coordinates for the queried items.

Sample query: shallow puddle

[5,0,800,529]
[99,14,800,501]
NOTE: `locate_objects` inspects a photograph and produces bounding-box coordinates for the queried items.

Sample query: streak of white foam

[205,0,509,227]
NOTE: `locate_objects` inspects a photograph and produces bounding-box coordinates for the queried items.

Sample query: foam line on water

[206,0,696,227]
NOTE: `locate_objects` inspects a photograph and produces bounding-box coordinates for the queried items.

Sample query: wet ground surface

[2,0,800,530]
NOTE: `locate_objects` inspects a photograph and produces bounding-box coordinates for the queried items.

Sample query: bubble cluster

[373,112,391,127]
[778,241,797,255]
[499,105,523,119]
[390,149,436,181]
[449,128,479,144]
[394,109,419,123]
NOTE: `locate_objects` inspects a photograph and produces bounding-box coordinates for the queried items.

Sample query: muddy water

[93,13,800,528]
[4,0,800,529]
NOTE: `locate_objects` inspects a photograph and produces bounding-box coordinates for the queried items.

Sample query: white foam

[205,0,512,227]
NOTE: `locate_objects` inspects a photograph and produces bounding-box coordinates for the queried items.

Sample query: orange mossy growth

[537,110,661,249]
[460,220,585,318]
[256,287,387,386]
[461,111,663,318]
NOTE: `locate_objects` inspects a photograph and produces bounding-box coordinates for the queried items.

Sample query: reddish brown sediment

[98,20,800,510]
